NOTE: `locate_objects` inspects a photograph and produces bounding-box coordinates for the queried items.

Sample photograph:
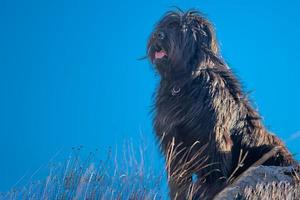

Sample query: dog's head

[147,10,219,78]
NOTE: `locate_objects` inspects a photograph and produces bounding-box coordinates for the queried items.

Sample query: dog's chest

[154,94,184,132]
[154,83,214,142]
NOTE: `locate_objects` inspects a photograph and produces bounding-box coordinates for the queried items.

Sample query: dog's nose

[155,31,165,40]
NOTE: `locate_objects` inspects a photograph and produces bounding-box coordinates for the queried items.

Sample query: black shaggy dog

[147,9,296,199]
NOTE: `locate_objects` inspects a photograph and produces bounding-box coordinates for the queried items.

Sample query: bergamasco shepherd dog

[147,9,295,199]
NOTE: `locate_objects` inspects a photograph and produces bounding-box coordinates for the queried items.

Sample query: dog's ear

[197,20,219,55]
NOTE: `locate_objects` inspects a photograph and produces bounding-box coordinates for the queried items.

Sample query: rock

[214,165,300,200]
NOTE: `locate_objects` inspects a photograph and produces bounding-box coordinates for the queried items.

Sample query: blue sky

[0,0,299,191]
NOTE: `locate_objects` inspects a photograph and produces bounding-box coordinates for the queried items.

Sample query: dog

[147,9,296,199]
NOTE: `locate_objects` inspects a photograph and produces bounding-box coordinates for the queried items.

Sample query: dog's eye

[155,31,165,40]
[157,31,165,40]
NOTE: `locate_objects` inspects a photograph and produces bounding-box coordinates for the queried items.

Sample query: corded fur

[147,9,296,199]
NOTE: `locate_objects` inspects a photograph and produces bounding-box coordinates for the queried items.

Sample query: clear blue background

[0,0,299,191]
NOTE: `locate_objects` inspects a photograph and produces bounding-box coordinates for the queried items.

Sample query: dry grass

[0,142,166,200]
[1,139,298,200]
[162,136,224,200]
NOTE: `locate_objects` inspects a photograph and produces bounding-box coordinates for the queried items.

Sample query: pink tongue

[155,50,167,59]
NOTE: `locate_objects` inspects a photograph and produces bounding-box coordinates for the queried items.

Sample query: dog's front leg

[168,175,192,200]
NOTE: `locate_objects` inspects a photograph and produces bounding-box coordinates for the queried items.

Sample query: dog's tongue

[155,50,167,59]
